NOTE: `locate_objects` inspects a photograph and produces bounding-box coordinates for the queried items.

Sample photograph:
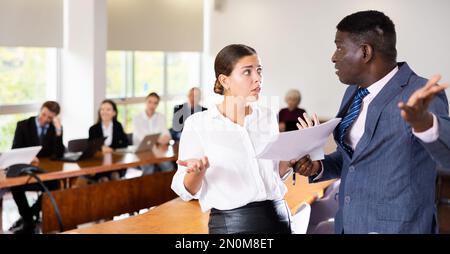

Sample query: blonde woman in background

[278,89,307,132]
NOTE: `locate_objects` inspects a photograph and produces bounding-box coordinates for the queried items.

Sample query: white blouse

[171,104,287,212]
[102,122,113,147]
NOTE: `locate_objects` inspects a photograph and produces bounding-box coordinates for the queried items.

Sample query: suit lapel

[333,86,358,160]
[30,117,40,145]
[352,63,413,162]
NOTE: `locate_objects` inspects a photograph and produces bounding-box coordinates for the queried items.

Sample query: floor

[438,174,450,234]
[2,169,450,234]
[2,192,32,233]
[1,167,146,233]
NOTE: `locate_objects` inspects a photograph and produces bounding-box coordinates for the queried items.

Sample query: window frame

[107,51,203,131]
[0,47,61,151]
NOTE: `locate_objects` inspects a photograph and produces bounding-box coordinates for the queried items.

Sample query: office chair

[306,179,340,234]
[126,133,133,146]
[68,138,88,153]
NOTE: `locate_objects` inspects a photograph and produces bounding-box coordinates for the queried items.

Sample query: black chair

[437,167,450,206]
[126,133,133,146]
[67,138,88,153]
[67,138,97,184]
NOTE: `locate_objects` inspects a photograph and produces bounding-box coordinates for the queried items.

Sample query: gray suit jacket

[311,62,450,233]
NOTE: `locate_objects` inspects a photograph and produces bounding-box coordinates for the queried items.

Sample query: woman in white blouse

[171,44,318,234]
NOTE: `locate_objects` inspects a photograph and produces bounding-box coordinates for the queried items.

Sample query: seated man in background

[171,87,207,140]
[9,101,65,234]
[133,92,173,175]
[278,89,306,132]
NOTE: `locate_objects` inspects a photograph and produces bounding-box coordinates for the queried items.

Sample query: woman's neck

[288,106,297,111]
[219,96,251,126]
[102,120,112,128]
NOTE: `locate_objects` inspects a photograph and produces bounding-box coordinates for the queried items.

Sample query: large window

[106,51,201,133]
[0,47,58,152]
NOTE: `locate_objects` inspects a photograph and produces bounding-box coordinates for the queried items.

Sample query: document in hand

[255,118,341,161]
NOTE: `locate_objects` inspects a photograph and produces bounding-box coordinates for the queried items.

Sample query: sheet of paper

[256,118,341,161]
[0,146,42,170]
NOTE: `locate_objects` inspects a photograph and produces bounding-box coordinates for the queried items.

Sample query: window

[0,112,35,151]
[134,51,164,97]
[167,52,201,95]
[105,51,128,98]
[0,47,58,152]
[106,51,201,132]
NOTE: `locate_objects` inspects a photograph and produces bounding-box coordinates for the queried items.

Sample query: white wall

[0,0,63,47]
[61,0,106,143]
[205,0,450,119]
[108,0,203,51]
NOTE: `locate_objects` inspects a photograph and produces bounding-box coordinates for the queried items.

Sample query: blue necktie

[39,126,47,145]
[337,87,370,157]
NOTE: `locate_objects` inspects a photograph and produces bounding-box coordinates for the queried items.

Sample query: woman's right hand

[177,156,210,174]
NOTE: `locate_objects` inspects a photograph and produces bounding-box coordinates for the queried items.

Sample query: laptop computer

[115,133,160,153]
[59,137,106,162]
[0,146,42,170]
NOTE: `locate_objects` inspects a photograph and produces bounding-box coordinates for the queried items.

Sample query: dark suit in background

[12,116,65,158]
[171,103,207,140]
[88,120,128,149]
[10,116,64,232]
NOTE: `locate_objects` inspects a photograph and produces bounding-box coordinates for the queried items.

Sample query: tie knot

[356,87,370,99]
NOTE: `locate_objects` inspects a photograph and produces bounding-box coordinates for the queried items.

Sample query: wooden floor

[65,176,335,234]
[438,205,450,233]
[438,174,450,234]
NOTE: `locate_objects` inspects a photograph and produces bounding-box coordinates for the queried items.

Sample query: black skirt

[208,199,291,234]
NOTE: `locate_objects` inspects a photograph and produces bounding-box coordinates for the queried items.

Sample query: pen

[292,170,296,186]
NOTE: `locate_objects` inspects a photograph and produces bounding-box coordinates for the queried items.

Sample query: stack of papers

[256,118,341,161]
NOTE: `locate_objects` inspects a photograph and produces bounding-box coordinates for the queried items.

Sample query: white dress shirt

[171,104,287,212]
[316,67,439,179]
[102,122,113,147]
[132,111,170,145]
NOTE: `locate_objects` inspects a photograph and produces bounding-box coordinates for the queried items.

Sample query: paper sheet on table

[256,118,341,161]
[0,146,42,170]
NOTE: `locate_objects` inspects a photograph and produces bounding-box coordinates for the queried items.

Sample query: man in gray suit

[171,87,207,140]
[295,10,450,233]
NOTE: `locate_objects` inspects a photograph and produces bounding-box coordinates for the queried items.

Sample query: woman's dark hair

[97,99,118,124]
[213,44,257,95]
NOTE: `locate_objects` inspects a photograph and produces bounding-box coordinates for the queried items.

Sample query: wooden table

[0,144,177,189]
[65,176,335,234]
[0,143,177,233]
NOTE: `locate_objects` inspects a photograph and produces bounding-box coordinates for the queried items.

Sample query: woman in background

[89,99,128,181]
[278,89,306,132]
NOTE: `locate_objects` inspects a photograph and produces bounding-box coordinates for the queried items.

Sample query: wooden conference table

[0,143,177,189]
[66,176,336,234]
[0,143,178,233]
